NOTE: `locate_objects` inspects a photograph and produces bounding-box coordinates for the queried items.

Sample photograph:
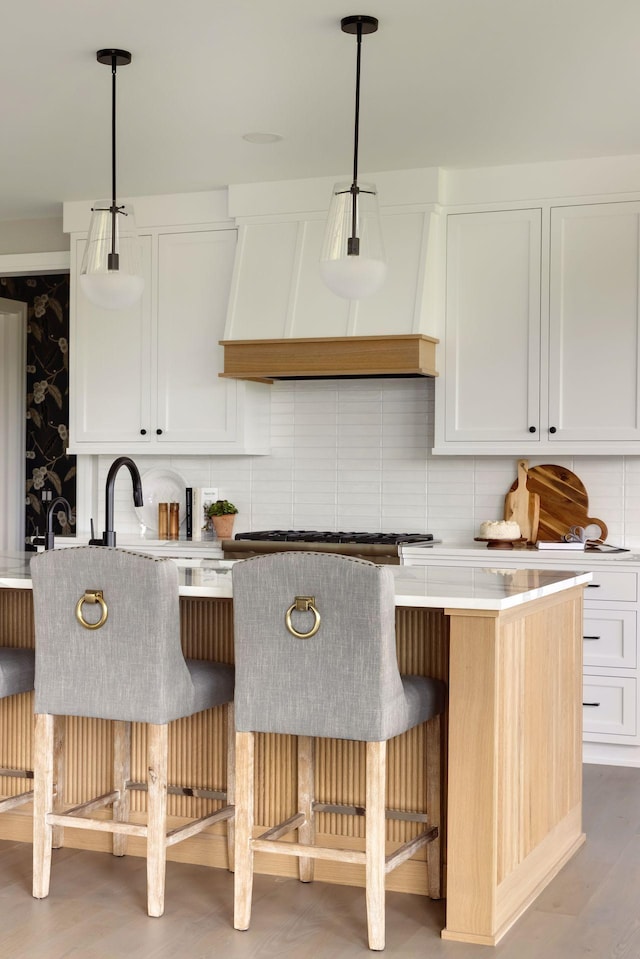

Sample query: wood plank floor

[0,763,638,958]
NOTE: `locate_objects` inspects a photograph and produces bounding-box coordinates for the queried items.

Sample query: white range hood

[220,170,442,381]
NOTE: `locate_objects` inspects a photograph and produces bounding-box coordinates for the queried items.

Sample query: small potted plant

[206,499,238,540]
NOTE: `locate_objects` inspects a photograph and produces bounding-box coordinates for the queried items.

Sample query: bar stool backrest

[232,552,407,742]
[30,546,194,724]
[0,648,35,699]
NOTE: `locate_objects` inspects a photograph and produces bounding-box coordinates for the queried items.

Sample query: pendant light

[79,49,144,311]
[320,15,386,300]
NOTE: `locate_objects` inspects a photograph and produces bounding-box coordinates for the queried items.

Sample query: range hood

[219,334,438,383]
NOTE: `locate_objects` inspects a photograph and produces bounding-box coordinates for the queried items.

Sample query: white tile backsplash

[90,378,640,545]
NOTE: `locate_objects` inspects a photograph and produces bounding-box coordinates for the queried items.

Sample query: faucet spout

[103,457,143,547]
[44,497,72,550]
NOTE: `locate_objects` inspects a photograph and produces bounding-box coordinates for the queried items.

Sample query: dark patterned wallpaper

[0,274,75,544]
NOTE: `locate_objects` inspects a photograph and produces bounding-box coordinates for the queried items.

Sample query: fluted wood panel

[497,593,582,883]
[0,589,35,648]
[0,589,448,895]
[0,591,35,799]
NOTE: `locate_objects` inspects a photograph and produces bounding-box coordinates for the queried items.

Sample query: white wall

[95,377,640,548]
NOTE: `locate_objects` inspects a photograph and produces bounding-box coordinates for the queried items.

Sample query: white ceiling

[4,0,640,221]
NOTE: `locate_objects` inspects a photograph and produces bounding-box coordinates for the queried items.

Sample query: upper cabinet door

[70,235,154,445]
[549,202,640,443]
[156,229,237,444]
[443,209,542,444]
[69,223,269,455]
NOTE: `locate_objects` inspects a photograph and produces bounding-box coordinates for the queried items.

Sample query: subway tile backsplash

[96,378,640,547]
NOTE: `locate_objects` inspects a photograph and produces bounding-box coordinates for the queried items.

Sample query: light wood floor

[0,763,638,958]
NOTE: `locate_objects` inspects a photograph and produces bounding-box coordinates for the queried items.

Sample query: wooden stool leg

[112,720,131,857]
[226,703,236,873]
[146,723,168,918]
[426,713,442,899]
[297,735,315,882]
[32,713,55,899]
[234,730,254,931]
[51,715,65,850]
[366,740,386,952]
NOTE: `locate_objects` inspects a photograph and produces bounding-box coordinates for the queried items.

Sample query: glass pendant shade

[320,182,386,299]
[79,202,144,310]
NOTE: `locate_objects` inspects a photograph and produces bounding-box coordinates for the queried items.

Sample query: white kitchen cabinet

[70,234,154,446]
[439,208,542,446]
[435,200,640,455]
[69,226,270,455]
[548,202,640,443]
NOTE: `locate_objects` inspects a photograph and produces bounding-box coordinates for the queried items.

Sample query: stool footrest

[256,812,306,843]
[166,803,234,847]
[127,781,227,803]
[385,826,438,875]
[46,813,148,838]
[252,836,367,866]
[0,767,33,781]
[313,801,430,824]
[0,789,33,811]
[58,791,119,818]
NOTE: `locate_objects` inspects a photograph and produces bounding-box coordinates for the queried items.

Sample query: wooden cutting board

[508,464,608,543]
[504,459,540,543]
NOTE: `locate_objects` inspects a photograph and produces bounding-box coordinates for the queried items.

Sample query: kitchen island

[0,551,589,946]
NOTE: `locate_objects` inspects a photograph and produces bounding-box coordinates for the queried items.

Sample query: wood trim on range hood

[218,334,439,383]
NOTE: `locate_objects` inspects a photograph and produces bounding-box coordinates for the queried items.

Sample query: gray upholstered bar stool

[232,551,446,952]
[0,647,35,812]
[30,545,235,917]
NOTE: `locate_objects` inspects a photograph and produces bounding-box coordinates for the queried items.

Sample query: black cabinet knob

[156,428,163,435]
[140,429,147,435]
[529,426,536,433]
[549,426,557,434]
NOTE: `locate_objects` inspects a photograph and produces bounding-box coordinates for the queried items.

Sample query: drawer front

[583,676,637,741]
[584,570,638,603]
[583,610,637,669]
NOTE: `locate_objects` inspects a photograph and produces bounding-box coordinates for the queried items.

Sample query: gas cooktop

[234,530,434,545]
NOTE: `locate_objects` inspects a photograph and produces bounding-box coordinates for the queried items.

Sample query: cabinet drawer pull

[549,426,557,434]
[529,426,536,433]
[583,635,601,641]
[140,428,147,435]
[583,702,601,707]
[586,583,601,588]
[156,428,163,435]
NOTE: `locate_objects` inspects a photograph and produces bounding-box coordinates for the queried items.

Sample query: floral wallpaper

[0,274,75,544]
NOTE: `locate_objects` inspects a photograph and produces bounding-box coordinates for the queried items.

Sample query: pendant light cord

[348,21,363,254]
[106,52,128,268]
[109,53,119,267]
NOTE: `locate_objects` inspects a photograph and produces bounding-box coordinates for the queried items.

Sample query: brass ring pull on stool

[75,589,108,631]
[285,595,321,639]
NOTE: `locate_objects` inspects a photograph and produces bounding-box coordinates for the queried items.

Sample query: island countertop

[0,549,591,609]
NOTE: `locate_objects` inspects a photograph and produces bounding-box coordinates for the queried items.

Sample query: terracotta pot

[211,514,236,540]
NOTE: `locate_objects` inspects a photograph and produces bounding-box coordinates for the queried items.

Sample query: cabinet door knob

[140,429,147,435]
[549,426,557,434]
[529,426,536,433]
[156,428,163,435]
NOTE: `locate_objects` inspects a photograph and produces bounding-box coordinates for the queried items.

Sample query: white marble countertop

[401,541,639,564]
[0,549,591,611]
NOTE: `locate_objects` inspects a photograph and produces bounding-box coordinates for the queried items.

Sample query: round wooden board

[508,465,608,543]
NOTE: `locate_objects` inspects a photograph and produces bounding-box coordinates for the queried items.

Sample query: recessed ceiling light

[242,132,283,144]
